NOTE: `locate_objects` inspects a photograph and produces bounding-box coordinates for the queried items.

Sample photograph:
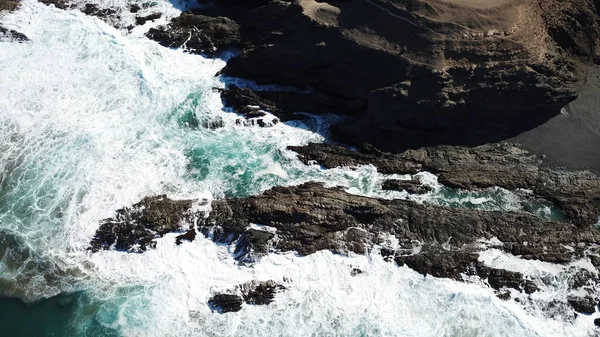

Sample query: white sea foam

[0,1,597,336]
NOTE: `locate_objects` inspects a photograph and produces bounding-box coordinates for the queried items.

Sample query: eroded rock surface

[289,142,600,226]
[147,12,240,56]
[92,184,600,318]
[381,179,432,194]
[90,195,203,252]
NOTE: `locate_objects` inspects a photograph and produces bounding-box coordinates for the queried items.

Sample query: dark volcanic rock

[147,12,240,56]
[240,280,285,305]
[135,13,162,26]
[395,251,538,293]
[208,280,285,313]
[0,26,28,42]
[208,294,243,313]
[81,3,117,19]
[38,0,72,10]
[90,195,203,252]
[175,228,197,245]
[288,143,422,175]
[94,183,600,318]
[289,142,600,226]
[201,182,600,265]
[568,295,597,314]
[382,179,432,195]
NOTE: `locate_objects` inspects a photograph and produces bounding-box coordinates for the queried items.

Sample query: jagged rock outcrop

[92,184,600,316]
[90,195,204,252]
[147,12,240,56]
[289,142,600,226]
[208,280,285,313]
[200,182,600,264]
[219,85,364,123]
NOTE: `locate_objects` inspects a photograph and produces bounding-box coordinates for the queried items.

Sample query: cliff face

[207,0,600,150]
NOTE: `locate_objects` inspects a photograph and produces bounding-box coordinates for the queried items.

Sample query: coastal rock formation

[381,179,432,194]
[219,85,364,123]
[147,12,240,56]
[289,142,600,226]
[90,195,204,252]
[185,0,600,150]
[200,182,600,265]
[208,280,285,313]
[92,184,600,316]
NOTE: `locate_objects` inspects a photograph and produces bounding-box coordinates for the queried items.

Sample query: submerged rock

[382,179,432,195]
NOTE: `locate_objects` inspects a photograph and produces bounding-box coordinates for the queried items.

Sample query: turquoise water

[0,1,595,336]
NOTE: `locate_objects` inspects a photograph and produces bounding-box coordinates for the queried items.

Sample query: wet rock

[135,13,162,26]
[288,143,422,175]
[96,182,600,305]
[0,26,29,42]
[240,280,285,305]
[350,268,364,276]
[208,280,284,313]
[220,86,279,117]
[568,295,597,314]
[147,12,240,56]
[289,142,600,226]
[175,228,196,245]
[382,179,432,195]
[219,85,363,122]
[201,182,600,265]
[81,3,117,19]
[90,195,202,252]
[496,291,511,301]
[487,269,538,294]
[395,250,538,293]
[569,268,596,288]
[208,294,243,313]
[129,4,141,13]
[395,251,483,280]
[38,0,71,10]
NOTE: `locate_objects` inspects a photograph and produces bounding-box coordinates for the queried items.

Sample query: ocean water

[0,1,597,336]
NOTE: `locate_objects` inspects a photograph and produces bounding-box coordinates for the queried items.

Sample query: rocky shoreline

[91,183,600,319]
[5,0,600,325]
